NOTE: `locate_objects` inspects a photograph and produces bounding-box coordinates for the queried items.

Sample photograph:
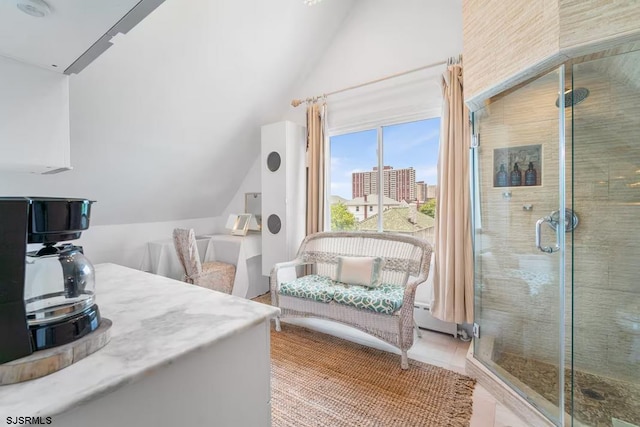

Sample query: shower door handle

[536,216,559,253]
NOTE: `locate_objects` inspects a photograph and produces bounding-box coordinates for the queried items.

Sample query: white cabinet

[53,322,273,427]
[261,121,306,276]
[0,56,70,174]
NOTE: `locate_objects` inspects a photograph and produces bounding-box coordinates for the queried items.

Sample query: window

[328,118,440,243]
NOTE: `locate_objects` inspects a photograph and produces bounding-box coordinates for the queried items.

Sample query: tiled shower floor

[496,352,640,426]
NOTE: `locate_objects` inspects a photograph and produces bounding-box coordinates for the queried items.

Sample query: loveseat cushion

[278,274,341,303]
[332,283,405,314]
[334,256,384,288]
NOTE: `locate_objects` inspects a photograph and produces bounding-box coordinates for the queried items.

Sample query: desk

[140,233,265,299]
[139,236,211,281]
[201,233,265,299]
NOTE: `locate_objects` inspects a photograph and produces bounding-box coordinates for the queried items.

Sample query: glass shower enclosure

[472,47,640,427]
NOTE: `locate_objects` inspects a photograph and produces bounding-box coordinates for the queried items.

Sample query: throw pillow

[334,256,384,288]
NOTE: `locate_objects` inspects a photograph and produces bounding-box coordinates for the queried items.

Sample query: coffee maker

[0,197,100,364]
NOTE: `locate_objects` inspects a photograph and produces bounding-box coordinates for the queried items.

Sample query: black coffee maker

[0,197,100,364]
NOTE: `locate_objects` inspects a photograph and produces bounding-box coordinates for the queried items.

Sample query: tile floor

[284,318,530,427]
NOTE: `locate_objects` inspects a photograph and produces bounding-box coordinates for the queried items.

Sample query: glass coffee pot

[25,243,96,327]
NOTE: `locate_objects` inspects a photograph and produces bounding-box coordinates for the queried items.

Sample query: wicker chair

[270,231,432,369]
[173,228,236,294]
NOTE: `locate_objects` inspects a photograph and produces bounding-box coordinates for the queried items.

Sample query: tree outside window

[331,202,356,231]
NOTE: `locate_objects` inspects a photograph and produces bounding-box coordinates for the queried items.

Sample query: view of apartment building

[352,166,416,202]
[416,181,437,202]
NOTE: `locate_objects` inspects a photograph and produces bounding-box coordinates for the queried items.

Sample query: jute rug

[270,322,476,426]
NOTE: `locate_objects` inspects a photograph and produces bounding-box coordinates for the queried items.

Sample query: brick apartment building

[352,166,416,202]
[416,181,437,202]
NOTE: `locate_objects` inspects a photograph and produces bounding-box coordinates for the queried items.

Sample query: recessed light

[17,0,51,17]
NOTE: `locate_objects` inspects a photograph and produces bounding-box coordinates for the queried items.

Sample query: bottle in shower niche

[510,162,522,186]
[525,162,537,186]
[496,164,508,187]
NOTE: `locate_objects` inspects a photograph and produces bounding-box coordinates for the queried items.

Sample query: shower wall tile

[572,287,624,331]
[608,244,640,293]
[571,244,609,291]
[572,326,610,375]
[476,54,640,385]
[464,0,640,109]
[463,0,560,105]
[559,0,640,51]
[606,331,640,383]
[569,201,610,246]
[600,205,640,245]
[476,307,525,356]
[522,319,561,365]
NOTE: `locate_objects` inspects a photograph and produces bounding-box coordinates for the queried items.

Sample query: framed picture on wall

[493,144,542,187]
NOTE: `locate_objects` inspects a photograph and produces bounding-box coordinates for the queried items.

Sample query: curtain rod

[290,56,461,107]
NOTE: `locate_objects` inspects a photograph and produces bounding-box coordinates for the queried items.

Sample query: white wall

[72,216,225,268]
[0,0,355,266]
[284,0,463,126]
[221,156,261,220]
[0,0,462,271]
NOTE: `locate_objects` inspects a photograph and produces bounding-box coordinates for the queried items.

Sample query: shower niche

[493,145,542,187]
[470,47,640,427]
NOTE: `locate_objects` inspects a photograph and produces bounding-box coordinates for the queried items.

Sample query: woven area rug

[270,322,476,427]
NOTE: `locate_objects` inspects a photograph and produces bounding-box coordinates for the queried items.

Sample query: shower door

[570,48,640,427]
[472,67,569,425]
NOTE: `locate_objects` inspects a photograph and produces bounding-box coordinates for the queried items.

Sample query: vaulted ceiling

[0,0,357,225]
[0,0,463,227]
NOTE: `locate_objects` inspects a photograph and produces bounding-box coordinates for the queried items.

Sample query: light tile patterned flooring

[284,318,529,427]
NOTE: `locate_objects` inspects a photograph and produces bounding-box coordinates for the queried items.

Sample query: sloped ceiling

[0,0,356,225]
[0,0,142,72]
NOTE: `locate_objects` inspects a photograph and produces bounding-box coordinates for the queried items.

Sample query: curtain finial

[447,54,463,66]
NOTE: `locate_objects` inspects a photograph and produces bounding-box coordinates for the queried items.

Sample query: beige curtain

[431,63,474,325]
[306,102,326,236]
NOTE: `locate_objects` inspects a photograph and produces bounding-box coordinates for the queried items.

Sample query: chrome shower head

[556,87,590,108]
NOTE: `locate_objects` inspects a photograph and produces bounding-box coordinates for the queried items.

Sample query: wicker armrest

[401,276,427,313]
[270,259,314,289]
[269,259,315,308]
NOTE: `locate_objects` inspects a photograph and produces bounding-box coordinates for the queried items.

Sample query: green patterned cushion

[278,274,341,303]
[332,283,405,314]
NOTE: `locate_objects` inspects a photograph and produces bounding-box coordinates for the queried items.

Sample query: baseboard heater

[413,302,458,338]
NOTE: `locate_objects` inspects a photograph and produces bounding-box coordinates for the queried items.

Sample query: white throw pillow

[334,256,384,287]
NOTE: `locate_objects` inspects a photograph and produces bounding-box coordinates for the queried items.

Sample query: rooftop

[357,206,435,232]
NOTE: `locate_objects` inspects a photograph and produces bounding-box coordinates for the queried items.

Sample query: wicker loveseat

[270,231,433,369]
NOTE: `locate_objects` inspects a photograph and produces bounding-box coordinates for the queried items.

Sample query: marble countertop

[0,263,279,418]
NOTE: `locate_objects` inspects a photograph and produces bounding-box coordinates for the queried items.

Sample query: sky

[329,118,441,199]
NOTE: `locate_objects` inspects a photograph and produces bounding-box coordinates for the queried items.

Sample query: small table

[201,233,265,299]
[139,236,211,281]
